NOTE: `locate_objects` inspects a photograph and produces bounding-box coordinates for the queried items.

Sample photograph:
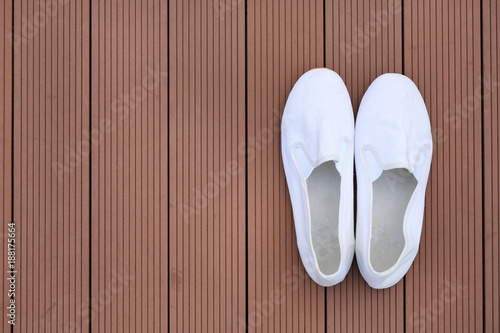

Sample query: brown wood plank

[168,0,246,332]
[247,0,325,332]
[404,0,484,332]
[90,0,166,331]
[483,0,500,332]
[11,0,90,331]
[324,1,404,331]
[0,0,12,332]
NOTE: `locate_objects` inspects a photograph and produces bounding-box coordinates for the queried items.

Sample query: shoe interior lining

[307,161,341,276]
[370,168,417,273]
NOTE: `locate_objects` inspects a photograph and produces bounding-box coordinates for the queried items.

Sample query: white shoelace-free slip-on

[281,68,355,287]
[355,73,433,289]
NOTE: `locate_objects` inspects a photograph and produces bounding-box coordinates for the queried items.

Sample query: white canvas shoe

[355,73,433,289]
[281,68,355,287]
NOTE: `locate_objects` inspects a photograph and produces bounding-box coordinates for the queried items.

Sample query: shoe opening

[370,168,417,273]
[307,161,342,276]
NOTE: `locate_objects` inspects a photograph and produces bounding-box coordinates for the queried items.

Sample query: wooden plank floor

[0,0,498,332]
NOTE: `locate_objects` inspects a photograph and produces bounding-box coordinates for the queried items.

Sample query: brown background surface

[0,0,498,332]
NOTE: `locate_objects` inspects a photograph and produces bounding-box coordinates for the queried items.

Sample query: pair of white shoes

[281,69,433,289]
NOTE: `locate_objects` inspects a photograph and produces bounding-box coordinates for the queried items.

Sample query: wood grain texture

[324,1,405,331]
[404,0,483,332]
[247,0,326,332]
[12,0,90,331]
[168,0,246,332]
[1,0,499,332]
[90,0,165,331]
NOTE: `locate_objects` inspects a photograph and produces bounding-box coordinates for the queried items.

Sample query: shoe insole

[370,168,417,273]
[307,161,341,275]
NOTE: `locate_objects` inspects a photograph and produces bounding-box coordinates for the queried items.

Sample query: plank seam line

[322,1,327,331]
[480,0,486,331]
[244,0,249,331]
[10,0,14,330]
[401,0,406,331]
[89,0,92,331]
[166,0,170,331]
